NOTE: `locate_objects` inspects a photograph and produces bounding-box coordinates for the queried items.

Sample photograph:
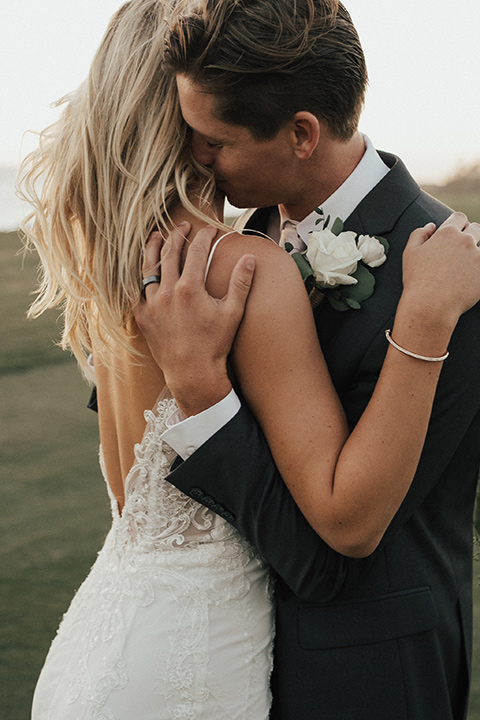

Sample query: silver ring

[142,275,161,289]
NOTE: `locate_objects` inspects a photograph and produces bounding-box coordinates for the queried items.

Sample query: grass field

[1,210,480,718]
[422,189,480,225]
[1,231,111,717]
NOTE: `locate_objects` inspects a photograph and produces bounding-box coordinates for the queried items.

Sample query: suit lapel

[342,152,421,236]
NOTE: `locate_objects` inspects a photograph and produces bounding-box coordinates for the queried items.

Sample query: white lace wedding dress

[31,396,274,720]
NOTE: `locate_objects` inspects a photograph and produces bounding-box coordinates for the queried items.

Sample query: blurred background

[1,1,479,717]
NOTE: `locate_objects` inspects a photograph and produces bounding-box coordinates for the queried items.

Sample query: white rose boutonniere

[306,228,362,288]
[285,209,389,311]
[357,234,387,268]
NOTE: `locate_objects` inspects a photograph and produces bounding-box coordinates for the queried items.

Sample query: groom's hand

[134,222,256,416]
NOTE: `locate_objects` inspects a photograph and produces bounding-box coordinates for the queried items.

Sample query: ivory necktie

[279,218,307,253]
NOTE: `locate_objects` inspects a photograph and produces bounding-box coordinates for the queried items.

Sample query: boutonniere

[285,208,389,311]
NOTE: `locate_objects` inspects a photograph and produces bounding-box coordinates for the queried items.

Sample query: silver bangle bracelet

[385,329,449,362]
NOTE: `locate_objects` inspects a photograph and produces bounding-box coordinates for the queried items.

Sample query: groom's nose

[190,132,216,167]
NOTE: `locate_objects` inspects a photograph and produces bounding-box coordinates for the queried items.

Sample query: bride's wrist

[392,294,457,358]
[398,289,460,331]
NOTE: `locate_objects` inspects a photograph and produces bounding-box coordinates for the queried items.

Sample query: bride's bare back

[94,324,166,512]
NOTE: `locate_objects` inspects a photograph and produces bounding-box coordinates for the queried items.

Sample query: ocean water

[0,166,29,231]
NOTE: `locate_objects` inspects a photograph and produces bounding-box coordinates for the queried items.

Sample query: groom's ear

[290,112,321,160]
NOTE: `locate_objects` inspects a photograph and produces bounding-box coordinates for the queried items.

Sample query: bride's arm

[138,214,480,558]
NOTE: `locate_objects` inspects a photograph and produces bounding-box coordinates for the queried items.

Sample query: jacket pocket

[298,586,438,650]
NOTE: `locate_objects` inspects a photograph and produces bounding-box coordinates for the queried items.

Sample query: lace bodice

[101,396,248,552]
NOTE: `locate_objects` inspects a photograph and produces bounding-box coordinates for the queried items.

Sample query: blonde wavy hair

[18,0,223,379]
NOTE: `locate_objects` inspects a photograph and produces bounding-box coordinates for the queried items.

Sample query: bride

[20,1,480,718]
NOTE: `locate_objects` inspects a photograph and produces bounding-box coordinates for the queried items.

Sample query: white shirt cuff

[160,389,241,460]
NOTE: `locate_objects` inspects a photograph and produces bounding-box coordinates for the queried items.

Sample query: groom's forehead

[176,74,247,142]
[177,75,218,127]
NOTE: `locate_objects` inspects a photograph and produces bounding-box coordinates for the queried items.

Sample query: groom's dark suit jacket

[157,152,480,718]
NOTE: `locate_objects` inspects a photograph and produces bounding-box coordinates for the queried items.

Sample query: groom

[138,1,480,718]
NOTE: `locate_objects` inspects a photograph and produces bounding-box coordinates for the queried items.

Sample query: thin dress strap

[204,230,237,281]
[204,228,275,281]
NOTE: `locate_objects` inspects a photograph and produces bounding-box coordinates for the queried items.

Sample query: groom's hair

[166,0,368,142]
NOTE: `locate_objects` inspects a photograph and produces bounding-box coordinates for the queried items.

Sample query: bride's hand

[402,212,480,326]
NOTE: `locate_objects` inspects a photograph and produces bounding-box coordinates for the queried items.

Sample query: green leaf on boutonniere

[375,235,390,253]
[330,217,344,236]
[325,263,375,312]
[328,294,350,311]
[346,298,362,310]
[349,263,376,297]
[289,250,314,282]
[314,207,333,228]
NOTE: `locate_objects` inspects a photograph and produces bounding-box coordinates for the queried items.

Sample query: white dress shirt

[161,135,389,459]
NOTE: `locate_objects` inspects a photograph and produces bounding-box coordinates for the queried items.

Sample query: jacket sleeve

[374,304,480,546]
[168,402,369,602]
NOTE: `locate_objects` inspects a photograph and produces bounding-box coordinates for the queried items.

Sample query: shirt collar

[296,135,390,245]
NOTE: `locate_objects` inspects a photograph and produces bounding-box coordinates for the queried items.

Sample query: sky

[1,0,479,185]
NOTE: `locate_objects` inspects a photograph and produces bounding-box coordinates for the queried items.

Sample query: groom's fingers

[142,231,163,281]
[224,254,256,317]
[157,222,191,287]
[180,226,218,285]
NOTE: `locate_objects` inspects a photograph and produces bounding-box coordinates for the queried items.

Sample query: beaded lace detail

[107,397,241,549]
[33,397,273,720]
